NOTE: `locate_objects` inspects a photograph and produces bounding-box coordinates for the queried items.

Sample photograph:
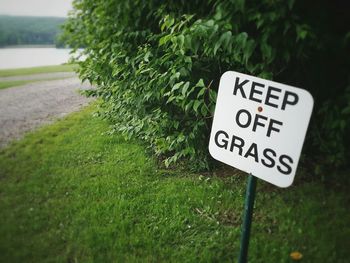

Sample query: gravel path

[0,72,76,82]
[0,77,93,148]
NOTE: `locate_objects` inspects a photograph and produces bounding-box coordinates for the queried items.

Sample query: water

[0,47,74,69]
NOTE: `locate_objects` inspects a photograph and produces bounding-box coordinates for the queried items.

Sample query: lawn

[0,78,73,90]
[0,80,35,90]
[0,105,349,262]
[0,64,78,90]
[0,64,77,77]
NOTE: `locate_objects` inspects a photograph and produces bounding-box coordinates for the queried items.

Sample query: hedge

[63,0,350,174]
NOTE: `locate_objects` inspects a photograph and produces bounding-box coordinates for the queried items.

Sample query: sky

[0,0,73,17]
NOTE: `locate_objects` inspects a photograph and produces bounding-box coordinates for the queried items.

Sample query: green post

[238,174,257,263]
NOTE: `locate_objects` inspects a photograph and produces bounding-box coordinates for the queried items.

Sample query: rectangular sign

[209,71,314,187]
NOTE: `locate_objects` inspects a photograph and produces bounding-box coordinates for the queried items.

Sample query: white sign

[209,71,313,187]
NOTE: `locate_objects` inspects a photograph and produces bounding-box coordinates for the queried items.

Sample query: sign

[209,71,313,187]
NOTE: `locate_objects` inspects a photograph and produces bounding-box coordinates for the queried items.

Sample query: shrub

[63,0,350,172]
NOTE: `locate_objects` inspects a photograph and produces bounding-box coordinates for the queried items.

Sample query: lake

[0,47,75,69]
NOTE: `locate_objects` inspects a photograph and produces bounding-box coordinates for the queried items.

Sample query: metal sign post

[238,174,257,263]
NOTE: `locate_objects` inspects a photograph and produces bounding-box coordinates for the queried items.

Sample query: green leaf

[197,87,206,98]
[296,25,308,41]
[182,82,190,97]
[201,104,208,116]
[243,40,255,64]
[196,79,205,87]
[214,42,221,55]
[144,51,151,62]
[193,100,201,113]
[209,89,217,102]
[178,34,185,48]
[260,40,272,61]
[220,31,232,50]
[172,81,184,92]
[166,95,176,104]
[159,35,172,46]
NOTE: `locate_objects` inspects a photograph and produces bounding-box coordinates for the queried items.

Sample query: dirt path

[0,77,93,148]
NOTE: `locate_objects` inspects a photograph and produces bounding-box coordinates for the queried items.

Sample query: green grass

[0,105,349,262]
[0,64,77,77]
[0,80,35,89]
[0,64,78,90]
[0,77,72,90]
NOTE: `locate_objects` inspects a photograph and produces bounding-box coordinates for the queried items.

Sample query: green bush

[63,0,350,172]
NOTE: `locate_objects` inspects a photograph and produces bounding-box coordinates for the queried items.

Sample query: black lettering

[214,130,229,149]
[253,114,267,132]
[249,82,264,103]
[265,86,281,108]
[236,109,251,128]
[267,119,283,137]
[261,148,276,168]
[282,91,299,110]
[244,143,259,163]
[230,135,245,155]
[277,155,293,175]
[233,77,248,98]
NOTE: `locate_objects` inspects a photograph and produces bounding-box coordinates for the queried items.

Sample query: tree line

[0,15,65,47]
